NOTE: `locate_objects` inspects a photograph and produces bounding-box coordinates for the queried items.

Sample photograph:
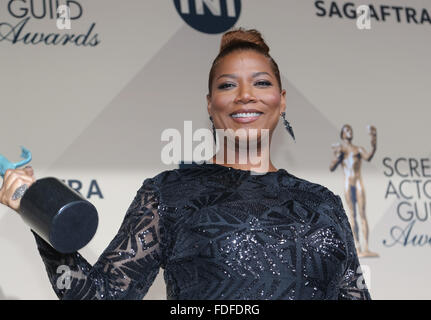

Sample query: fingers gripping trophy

[0,146,98,253]
[329,125,379,258]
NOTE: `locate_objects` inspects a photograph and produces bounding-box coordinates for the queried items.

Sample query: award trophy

[0,146,98,253]
[329,125,378,258]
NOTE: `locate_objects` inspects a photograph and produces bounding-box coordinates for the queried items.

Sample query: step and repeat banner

[1,0,430,299]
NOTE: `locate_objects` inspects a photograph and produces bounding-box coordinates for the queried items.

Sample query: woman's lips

[230,112,263,124]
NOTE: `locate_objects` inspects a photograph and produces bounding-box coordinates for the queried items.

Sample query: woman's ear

[279,89,287,114]
[207,93,211,114]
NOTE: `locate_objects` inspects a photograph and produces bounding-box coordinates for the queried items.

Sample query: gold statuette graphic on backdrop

[329,124,379,258]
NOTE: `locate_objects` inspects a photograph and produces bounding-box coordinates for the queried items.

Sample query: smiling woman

[1,27,372,300]
[206,29,289,173]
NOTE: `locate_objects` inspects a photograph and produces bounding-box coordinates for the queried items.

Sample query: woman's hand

[0,166,36,212]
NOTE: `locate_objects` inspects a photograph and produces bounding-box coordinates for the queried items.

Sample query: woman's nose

[235,83,256,103]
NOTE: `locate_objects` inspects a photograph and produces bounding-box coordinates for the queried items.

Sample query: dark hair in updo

[207,27,282,96]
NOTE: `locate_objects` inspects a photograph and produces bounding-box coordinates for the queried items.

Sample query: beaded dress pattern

[32,163,371,300]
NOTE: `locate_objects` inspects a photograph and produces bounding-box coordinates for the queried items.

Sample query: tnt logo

[174,0,241,34]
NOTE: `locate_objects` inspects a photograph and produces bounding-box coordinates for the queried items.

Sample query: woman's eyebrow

[252,71,272,78]
[217,73,237,80]
[217,72,272,80]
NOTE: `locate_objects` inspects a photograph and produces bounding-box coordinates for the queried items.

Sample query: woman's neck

[209,141,276,173]
[209,158,278,173]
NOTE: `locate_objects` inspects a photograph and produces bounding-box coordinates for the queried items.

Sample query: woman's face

[207,50,286,143]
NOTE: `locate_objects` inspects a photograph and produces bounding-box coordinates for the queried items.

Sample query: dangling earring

[280,112,296,142]
[209,115,216,143]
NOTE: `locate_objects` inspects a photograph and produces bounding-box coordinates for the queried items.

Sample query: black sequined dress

[32,162,371,300]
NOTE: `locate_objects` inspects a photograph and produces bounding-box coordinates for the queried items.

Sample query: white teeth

[231,112,262,118]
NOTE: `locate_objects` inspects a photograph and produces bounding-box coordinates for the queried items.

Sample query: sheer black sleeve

[333,195,372,300]
[31,177,167,300]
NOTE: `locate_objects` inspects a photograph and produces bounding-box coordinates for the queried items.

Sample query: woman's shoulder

[142,165,206,186]
[139,166,207,202]
[282,172,341,209]
[138,166,344,215]
[281,173,350,233]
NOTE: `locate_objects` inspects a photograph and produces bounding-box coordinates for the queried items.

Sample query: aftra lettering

[60,179,104,199]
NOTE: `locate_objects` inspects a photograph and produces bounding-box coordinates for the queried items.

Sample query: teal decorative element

[0,146,32,178]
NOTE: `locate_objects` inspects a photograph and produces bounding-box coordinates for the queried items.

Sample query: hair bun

[220,27,269,55]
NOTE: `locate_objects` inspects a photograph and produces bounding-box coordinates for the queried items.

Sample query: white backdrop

[1,0,430,299]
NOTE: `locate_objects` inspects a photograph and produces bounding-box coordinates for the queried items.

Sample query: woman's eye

[255,80,272,86]
[218,83,235,89]
[217,81,271,90]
